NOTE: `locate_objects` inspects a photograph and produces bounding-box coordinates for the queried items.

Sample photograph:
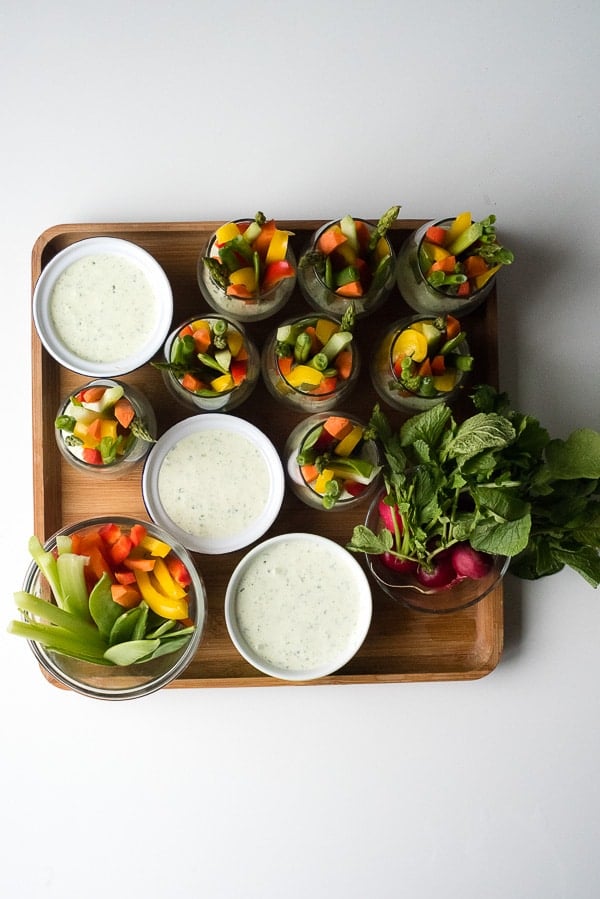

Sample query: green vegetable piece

[103,639,161,666]
[109,607,144,647]
[308,352,329,372]
[440,331,467,355]
[339,214,359,252]
[294,331,313,363]
[132,602,149,641]
[55,414,76,432]
[368,205,401,251]
[319,330,353,363]
[335,265,361,288]
[447,221,483,256]
[56,552,92,621]
[13,591,107,649]
[27,536,64,609]
[88,573,123,640]
[7,619,109,665]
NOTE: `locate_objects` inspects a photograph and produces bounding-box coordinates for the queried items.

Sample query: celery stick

[13,591,106,649]
[56,552,92,621]
[28,536,65,609]
[7,620,110,664]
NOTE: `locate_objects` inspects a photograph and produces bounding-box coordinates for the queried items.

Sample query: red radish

[381,552,418,574]
[450,543,493,579]
[416,552,459,590]
[378,497,402,532]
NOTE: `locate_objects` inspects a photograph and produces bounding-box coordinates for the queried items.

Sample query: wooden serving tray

[31,220,503,687]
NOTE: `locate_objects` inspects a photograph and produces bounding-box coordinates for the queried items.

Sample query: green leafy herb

[347,388,600,587]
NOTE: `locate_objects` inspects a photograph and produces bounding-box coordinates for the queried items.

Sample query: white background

[1,2,599,897]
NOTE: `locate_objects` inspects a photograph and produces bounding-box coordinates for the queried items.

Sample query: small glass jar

[363,489,509,614]
[284,411,382,511]
[54,379,157,477]
[396,218,498,316]
[297,217,396,319]
[369,314,471,413]
[261,313,360,413]
[197,218,297,323]
[160,314,260,412]
[17,515,207,700]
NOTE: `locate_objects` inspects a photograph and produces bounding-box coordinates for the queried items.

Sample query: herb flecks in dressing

[50,254,158,363]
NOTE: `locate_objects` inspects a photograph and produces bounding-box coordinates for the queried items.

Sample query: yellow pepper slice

[315,318,339,345]
[151,557,188,600]
[334,425,364,457]
[134,569,189,620]
[265,229,293,264]
[100,419,117,441]
[444,211,472,246]
[314,468,335,496]
[139,534,171,558]
[432,371,458,393]
[228,266,257,292]
[226,328,243,357]
[215,221,241,245]
[392,328,428,364]
[284,364,323,389]
[210,373,234,393]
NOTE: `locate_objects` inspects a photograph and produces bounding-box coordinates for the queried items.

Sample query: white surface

[1,1,599,897]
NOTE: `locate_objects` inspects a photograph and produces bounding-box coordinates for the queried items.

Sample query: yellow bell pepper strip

[151,557,188,601]
[139,534,171,558]
[265,229,294,264]
[133,569,189,620]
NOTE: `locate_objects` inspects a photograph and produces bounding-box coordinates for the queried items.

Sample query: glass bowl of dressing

[142,414,285,554]
[32,237,173,377]
[225,533,372,681]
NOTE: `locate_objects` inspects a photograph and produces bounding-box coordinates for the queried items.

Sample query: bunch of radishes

[377,496,493,591]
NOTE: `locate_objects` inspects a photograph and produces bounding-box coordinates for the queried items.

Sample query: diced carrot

[181,372,203,392]
[304,325,320,354]
[425,225,447,247]
[110,584,142,609]
[178,324,194,339]
[251,219,276,257]
[335,280,363,298]
[429,255,456,274]
[82,447,102,465]
[317,224,347,255]
[86,546,114,582]
[192,325,212,353]
[114,397,135,429]
[114,569,137,585]
[277,355,294,377]
[81,386,106,403]
[463,254,489,279]
[456,281,471,297]
[323,416,353,440]
[123,556,156,571]
[431,355,446,376]
[445,314,462,340]
[311,375,338,395]
[418,357,433,378]
[300,463,319,483]
[86,417,103,442]
[226,283,254,299]
[334,350,353,381]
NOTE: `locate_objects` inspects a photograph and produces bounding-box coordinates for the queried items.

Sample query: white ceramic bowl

[225,533,372,681]
[32,237,173,376]
[142,414,285,554]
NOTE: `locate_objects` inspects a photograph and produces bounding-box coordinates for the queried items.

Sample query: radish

[450,543,493,580]
[380,552,417,574]
[416,551,460,590]
[378,497,401,533]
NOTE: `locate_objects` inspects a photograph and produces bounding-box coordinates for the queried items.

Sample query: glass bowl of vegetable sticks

[197,216,297,323]
[158,314,260,412]
[11,516,207,700]
[396,214,513,317]
[54,379,157,477]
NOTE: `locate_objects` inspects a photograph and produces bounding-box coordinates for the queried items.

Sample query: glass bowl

[363,490,509,614]
[159,314,260,412]
[224,533,372,681]
[54,379,157,477]
[32,237,173,376]
[297,216,396,319]
[284,411,382,511]
[197,217,297,322]
[261,313,360,412]
[396,217,504,316]
[16,516,207,700]
[369,313,471,412]
[142,414,285,554]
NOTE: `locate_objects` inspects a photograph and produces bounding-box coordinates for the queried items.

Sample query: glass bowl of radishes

[360,488,509,613]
